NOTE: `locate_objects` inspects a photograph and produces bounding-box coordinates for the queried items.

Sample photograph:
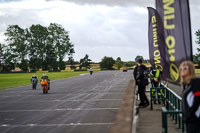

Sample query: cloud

[0,0,200,62]
[0,0,22,3]
[0,0,152,61]
[46,0,154,7]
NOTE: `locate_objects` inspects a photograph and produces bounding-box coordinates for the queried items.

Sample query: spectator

[133,59,149,107]
[180,61,200,133]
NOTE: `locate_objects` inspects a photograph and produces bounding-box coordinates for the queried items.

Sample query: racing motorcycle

[41,79,49,94]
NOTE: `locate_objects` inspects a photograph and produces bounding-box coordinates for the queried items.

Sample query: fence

[150,85,184,133]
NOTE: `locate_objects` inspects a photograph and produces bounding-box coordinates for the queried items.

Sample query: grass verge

[0,71,90,90]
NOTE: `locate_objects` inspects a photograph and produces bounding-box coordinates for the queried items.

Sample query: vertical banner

[147,7,168,80]
[156,0,193,82]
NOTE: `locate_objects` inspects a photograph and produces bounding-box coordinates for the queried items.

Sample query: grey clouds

[0,0,200,62]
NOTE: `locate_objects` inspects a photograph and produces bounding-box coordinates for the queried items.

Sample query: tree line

[100,56,141,70]
[0,23,74,72]
[66,54,139,70]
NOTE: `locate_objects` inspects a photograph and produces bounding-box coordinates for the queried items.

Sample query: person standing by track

[133,59,149,107]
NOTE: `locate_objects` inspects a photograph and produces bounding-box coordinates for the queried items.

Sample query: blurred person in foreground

[180,61,200,133]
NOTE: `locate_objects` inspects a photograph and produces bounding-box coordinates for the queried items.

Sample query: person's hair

[179,61,196,85]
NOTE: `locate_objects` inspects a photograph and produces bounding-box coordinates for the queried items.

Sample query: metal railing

[150,86,166,110]
[150,84,184,133]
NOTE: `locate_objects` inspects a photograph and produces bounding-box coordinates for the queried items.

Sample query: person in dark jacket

[133,59,149,107]
[180,61,200,133]
[30,74,38,83]
[30,74,38,90]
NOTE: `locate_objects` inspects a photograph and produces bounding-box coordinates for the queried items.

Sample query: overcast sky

[0,0,200,62]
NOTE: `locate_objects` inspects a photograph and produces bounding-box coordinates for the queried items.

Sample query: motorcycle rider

[89,67,93,75]
[41,73,50,90]
[30,74,38,90]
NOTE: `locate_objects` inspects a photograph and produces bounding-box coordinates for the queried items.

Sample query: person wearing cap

[41,73,50,90]
[133,59,149,107]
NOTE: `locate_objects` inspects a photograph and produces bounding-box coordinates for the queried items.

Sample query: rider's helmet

[43,73,47,76]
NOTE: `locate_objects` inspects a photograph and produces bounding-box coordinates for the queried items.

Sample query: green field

[0,71,90,90]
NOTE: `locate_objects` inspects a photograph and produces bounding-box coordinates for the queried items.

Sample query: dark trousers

[90,71,93,75]
[138,84,149,105]
[186,122,200,133]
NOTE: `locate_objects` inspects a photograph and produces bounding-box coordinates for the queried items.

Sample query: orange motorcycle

[41,79,48,94]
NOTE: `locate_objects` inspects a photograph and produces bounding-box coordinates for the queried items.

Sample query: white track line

[0,108,120,112]
[0,99,122,103]
[0,93,122,97]
[0,89,124,93]
[80,74,88,76]
[1,123,114,127]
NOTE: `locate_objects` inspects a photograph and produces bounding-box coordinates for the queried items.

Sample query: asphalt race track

[0,71,133,133]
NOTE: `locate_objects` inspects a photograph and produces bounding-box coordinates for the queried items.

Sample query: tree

[4,25,28,71]
[45,41,57,70]
[193,55,199,64]
[115,57,123,70]
[26,23,75,70]
[67,47,76,70]
[0,23,75,72]
[79,54,91,69]
[48,23,74,70]
[26,24,49,70]
[195,29,200,65]
[0,43,5,72]
[143,59,150,64]
[1,47,16,72]
[67,56,76,70]
[100,56,115,70]
[123,61,136,67]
